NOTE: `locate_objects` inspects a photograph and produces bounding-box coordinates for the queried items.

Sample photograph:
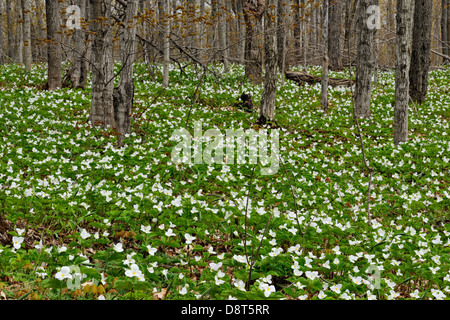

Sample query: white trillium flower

[55,266,73,280]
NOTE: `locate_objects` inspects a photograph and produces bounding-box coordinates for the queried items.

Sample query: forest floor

[0,62,448,300]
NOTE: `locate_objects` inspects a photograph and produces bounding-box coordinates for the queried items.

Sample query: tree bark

[46,0,62,90]
[354,0,376,119]
[22,0,32,71]
[243,0,265,84]
[162,0,170,87]
[448,1,450,63]
[321,0,329,111]
[113,0,139,144]
[210,0,218,61]
[89,0,114,128]
[218,0,229,71]
[235,0,246,64]
[394,0,414,145]
[199,0,207,62]
[16,0,24,64]
[442,0,449,63]
[36,0,47,62]
[386,0,395,62]
[409,0,432,105]
[6,0,14,61]
[293,0,301,64]
[277,0,287,74]
[328,0,342,70]
[67,0,89,89]
[259,0,277,124]
[0,1,4,64]
[372,0,379,83]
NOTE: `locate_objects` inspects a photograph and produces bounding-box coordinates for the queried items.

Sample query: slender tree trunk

[218,0,229,71]
[210,0,218,61]
[301,0,307,69]
[343,0,358,66]
[36,0,47,62]
[448,1,450,63]
[243,0,265,84]
[6,0,14,61]
[113,0,139,144]
[16,0,24,64]
[386,0,395,63]
[0,1,4,64]
[89,0,114,128]
[309,3,316,63]
[321,0,329,111]
[236,0,246,64]
[46,0,62,90]
[328,0,342,70]
[409,0,432,105]
[293,0,301,64]
[186,0,196,54]
[259,0,277,124]
[354,0,376,119]
[394,0,414,145]
[199,0,206,62]
[162,0,170,87]
[277,0,286,76]
[158,0,164,55]
[372,0,379,83]
[68,0,89,89]
[442,0,449,63]
[22,0,32,71]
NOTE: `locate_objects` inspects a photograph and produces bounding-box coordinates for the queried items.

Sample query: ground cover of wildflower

[0,62,448,300]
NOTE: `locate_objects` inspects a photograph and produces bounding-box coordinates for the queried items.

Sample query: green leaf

[114,279,133,290]
[44,279,66,289]
[133,281,151,291]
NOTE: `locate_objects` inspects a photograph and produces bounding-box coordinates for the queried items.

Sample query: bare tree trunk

[394,0,414,145]
[293,0,301,64]
[343,0,358,66]
[199,0,206,62]
[243,0,265,84]
[113,0,139,144]
[321,0,329,111]
[409,0,432,105]
[16,0,24,64]
[328,0,342,70]
[0,1,4,64]
[236,0,246,64]
[277,0,286,76]
[6,0,14,61]
[89,0,114,128]
[372,0,379,83]
[301,0,307,69]
[386,0,395,63]
[354,0,376,119]
[210,0,218,61]
[67,0,89,89]
[22,0,32,71]
[448,1,450,63]
[259,0,277,124]
[46,0,62,90]
[309,2,316,63]
[218,0,229,71]
[442,0,449,63]
[186,0,196,54]
[162,0,170,87]
[36,0,47,62]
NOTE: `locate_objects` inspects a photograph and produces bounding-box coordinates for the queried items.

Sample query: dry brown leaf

[152,288,167,300]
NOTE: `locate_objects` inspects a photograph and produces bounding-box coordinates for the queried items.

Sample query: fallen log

[285,71,353,87]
